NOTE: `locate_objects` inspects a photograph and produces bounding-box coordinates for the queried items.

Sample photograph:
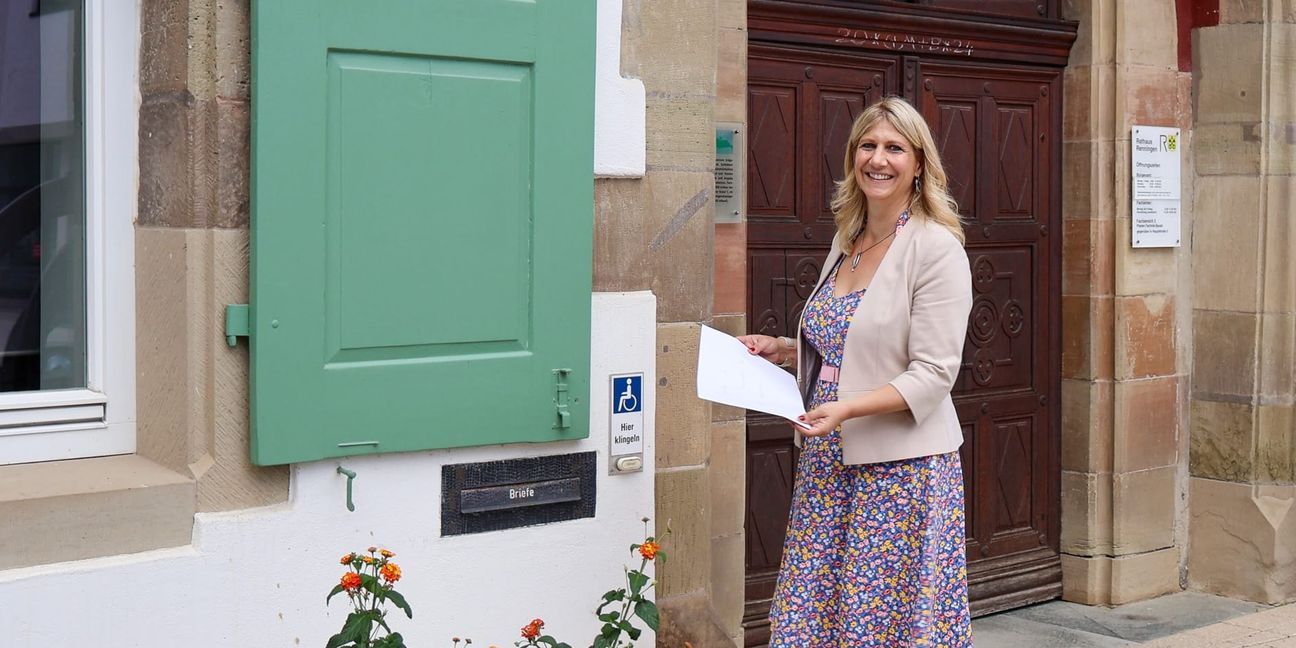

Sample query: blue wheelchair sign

[613,376,642,414]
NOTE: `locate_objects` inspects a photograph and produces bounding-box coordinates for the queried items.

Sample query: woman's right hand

[736,334,788,366]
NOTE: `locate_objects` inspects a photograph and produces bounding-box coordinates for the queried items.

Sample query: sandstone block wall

[1059,0,1192,605]
[1187,1,1296,604]
[600,0,748,645]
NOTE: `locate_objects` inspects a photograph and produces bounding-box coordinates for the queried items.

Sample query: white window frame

[0,0,137,465]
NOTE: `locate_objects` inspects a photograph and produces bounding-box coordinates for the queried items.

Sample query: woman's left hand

[798,401,853,437]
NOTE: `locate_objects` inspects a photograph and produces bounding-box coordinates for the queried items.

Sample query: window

[0,0,136,465]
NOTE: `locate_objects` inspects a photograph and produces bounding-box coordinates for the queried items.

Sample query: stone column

[709,1,750,645]
[596,0,747,645]
[136,0,288,511]
[1188,0,1296,604]
[1059,0,1192,605]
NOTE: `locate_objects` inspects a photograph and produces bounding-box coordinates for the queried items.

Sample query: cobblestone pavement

[1141,604,1296,647]
[973,592,1294,647]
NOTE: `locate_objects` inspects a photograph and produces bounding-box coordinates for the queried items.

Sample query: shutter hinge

[225,304,250,347]
[553,368,572,429]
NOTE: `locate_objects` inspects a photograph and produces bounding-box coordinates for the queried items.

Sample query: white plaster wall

[0,292,657,648]
[594,0,646,177]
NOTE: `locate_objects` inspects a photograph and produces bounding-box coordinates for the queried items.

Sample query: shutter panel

[249,1,594,465]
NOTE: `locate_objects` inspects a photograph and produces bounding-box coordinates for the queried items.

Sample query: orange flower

[340,572,362,592]
[638,541,660,561]
[361,555,375,565]
[380,562,402,583]
[340,553,355,565]
[521,618,544,639]
[380,549,395,558]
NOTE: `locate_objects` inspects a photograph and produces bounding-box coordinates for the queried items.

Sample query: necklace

[849,230,896,272]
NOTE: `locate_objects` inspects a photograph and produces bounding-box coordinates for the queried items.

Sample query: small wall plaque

[609,373,644,474]
[441,452,596,536]
[715,123,743,224]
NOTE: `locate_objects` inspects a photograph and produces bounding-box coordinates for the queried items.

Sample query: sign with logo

[609,373,644,458]
[1131,125,1182,248]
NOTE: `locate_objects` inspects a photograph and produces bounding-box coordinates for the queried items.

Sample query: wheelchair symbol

[615,378,639,413]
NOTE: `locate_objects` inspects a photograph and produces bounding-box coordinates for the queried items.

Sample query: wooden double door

[742,3,1069,644]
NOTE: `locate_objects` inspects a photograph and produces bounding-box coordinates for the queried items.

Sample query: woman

[739,97,973,647]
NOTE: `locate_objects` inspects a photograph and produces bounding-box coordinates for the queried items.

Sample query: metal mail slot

[441,451,596,536]
[459,477,582,514]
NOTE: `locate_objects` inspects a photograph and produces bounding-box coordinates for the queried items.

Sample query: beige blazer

[795,217,973,465]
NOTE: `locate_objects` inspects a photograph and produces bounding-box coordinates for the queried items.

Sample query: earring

[913,175,921,193]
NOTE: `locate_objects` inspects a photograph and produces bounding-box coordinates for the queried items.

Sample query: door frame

[741,2,1076,643]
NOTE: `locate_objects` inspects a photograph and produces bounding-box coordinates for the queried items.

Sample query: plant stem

[609,558,646,648]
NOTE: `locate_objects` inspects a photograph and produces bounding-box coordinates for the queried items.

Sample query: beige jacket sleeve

[887,229,973,424]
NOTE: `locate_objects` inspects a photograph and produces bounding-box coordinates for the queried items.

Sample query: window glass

[0,1,85,392]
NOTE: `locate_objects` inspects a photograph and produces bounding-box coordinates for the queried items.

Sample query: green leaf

[326,612,370,648]
[598,612,619,622]
[596,591,627,616]
[593,634,614,648]
[384,588,414,619]
[622,622,642,642]
[326,583,347,605]
[634,600,660,631]
[343,611,375,643]
[360,574,382,595]
[628,571,648,595]
[373,634,405,648]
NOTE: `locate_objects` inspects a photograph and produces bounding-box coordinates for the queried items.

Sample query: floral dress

[768,216,972,647]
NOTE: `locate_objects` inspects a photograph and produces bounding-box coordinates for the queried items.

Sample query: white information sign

[1133,200,1181,247]
[1131,126,1182,248]
[609,373,644,456]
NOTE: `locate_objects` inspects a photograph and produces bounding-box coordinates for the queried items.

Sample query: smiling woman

[738,96,974,647]
[831,96,966,257]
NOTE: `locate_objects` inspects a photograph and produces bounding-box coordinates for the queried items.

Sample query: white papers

[696,325,810,428]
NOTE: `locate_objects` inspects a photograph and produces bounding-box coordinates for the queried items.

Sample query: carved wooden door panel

[918,0,1063,20]
[917,62,1062,614]
[743,47,898,646]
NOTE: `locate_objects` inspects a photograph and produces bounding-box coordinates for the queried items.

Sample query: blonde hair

[829,96,965,249]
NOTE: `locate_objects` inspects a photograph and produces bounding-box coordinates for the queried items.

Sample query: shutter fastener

[225,304,250,347]
[337,466,357,512]
[553,368,572,429]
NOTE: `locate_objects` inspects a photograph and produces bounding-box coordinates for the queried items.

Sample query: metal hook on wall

[337,466,357,512]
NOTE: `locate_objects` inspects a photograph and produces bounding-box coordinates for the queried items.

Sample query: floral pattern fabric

[768,214,971,647]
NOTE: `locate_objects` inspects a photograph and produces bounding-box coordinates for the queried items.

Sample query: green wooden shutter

[248,1,594,465]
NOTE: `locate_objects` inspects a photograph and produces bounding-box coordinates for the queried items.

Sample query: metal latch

[553,368,572,429]
[225,304,250,347]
